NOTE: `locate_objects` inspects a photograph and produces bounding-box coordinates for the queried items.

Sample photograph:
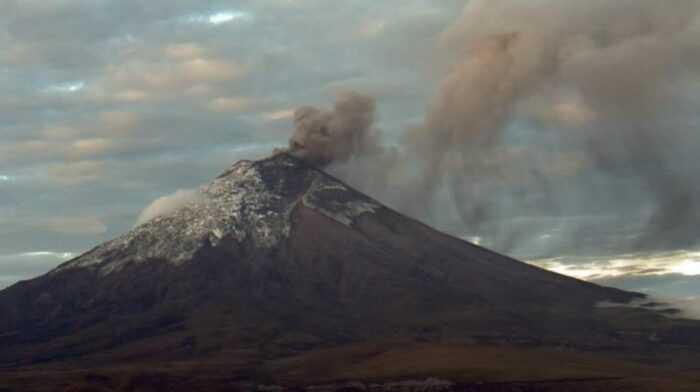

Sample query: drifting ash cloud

[287,0,700,259]
[136,189,209,226]
[284,91,379,167]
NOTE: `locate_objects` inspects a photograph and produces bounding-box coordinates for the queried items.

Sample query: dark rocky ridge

[0,153,699,389]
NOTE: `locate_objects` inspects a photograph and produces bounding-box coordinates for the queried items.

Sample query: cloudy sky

[1,0,699,300]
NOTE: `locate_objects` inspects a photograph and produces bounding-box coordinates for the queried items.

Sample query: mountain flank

[1,153,699,391]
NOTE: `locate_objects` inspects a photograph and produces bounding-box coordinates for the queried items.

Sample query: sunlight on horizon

[530,251,700,280]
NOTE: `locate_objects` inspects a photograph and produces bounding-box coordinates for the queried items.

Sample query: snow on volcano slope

[57,154,380,276]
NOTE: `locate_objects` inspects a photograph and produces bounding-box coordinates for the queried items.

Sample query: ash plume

[137,189,209,226]
[285,91,379,167]
[406,0,700,255]
[288,0,700,259]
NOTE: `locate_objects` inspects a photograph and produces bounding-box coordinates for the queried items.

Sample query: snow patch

[302,177,380,226]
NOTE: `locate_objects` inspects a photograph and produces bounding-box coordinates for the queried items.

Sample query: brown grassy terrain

[2,341,700,391]
[269,341,700,388]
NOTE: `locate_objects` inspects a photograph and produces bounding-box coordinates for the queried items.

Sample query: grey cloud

[0,251,74,289]
[595,274,700,299]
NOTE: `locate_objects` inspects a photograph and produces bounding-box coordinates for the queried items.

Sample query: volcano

[1,153,700,391]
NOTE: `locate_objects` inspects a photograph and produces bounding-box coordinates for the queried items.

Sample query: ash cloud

[413,0,700,255]
[290,0,700,259]
[286,91,379,167]
[136,189,209,226]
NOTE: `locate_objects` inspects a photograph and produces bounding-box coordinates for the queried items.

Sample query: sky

[1,0,699,300]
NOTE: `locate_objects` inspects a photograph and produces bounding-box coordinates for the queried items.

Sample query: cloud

[673,298,700,319]
[0,214,107,236]
[599,294,700,320]
[39,125,76,140]
[358,19,387,38]
[95,111,145,136]
[46,216,107,235]
[45,160,106,187]
[204,97,262,113]
[0,251,75,289]
[1,111,145,165]
[262,109,295,121]
[93,53,247,101]
[594,271,700,298]
[164,43,208,59]
[136,189,209,225]
[44,81,86,94]
[63,138,127,161]
[204,11,252,25]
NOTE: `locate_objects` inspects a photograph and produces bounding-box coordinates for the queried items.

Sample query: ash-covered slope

[0,153,687,367]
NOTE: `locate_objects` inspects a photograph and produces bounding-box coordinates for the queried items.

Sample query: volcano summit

[1,153,700,391]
